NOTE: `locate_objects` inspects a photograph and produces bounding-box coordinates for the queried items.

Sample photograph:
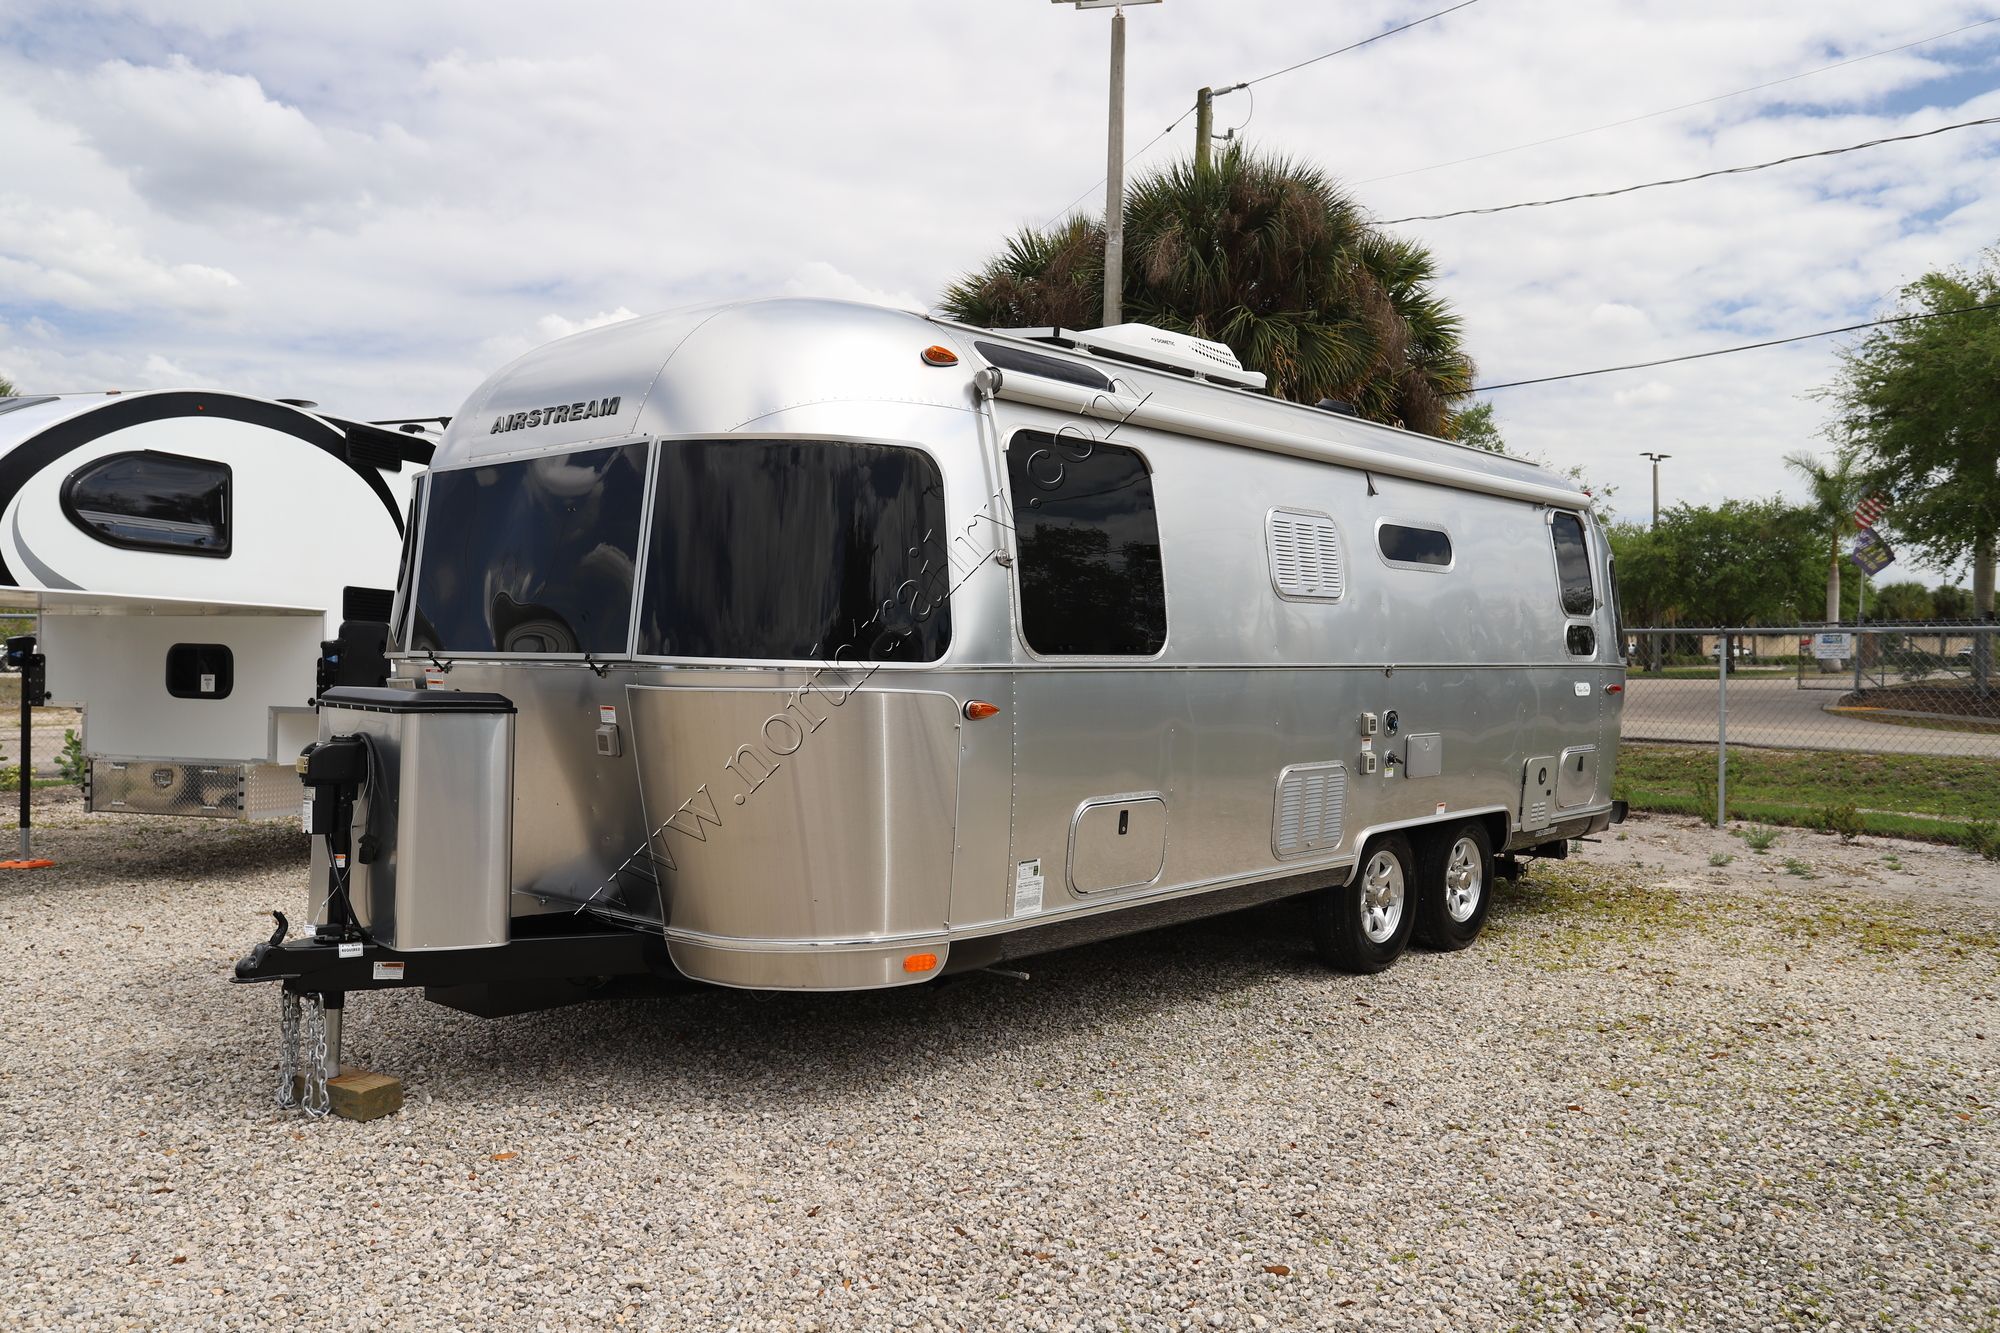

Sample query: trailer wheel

[1413,821,1494,951]
[1312,833,1415,974]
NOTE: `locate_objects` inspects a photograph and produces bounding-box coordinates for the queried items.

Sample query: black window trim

[59,448,233,558]
[402,437,655,662]
[1002,426,1171,663]
[627,431,956,669]
[1372,516,1455,573]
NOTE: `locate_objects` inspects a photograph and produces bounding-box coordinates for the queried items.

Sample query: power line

[1474,298,2000,391]
[1240,0,1481,89]
[1355,15,2000,186]
[1041,1,1480,228]
[1380,113,2000,223]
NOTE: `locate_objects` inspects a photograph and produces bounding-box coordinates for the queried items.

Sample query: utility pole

[1640,452,1671,528]
[1194,80,1245,173]
[1195,86,1212,173]
[1054,0,1161,327]
[1104,6,1125,326]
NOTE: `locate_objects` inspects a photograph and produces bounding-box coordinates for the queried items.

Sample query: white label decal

[1360,737,1373,751]
[372,961,405,981]
[1435,801,1447,814]
[1574,681,1591,696]
[1013,859,1044,917]
[300,797,314,833]
[599,704,618,725]
[200,673,217,693]
[338,941,363,959]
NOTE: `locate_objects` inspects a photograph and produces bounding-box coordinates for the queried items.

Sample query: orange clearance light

[963,700,1000,720]
[903,952,939,973]
[921,344,959,367]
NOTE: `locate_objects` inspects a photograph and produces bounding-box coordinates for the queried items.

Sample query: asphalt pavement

[1621,675,2000,758]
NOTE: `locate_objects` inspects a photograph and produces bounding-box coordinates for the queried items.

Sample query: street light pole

[1639,451,1671,528]
[1055,0,1162,327]
[1104,6,1125,326]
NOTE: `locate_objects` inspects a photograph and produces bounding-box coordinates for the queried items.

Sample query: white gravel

[2,798,1997,1331]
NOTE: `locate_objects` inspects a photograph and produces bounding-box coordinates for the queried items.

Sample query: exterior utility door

[1000,427,1173,912]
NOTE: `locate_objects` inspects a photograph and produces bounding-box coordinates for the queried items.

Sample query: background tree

[0,375,15,397]
[1607,499,1821,628]
[942,146,1475,434]
[1783,449,1864,624]
[1869,581,1936,621]
[1824,255,2000,690]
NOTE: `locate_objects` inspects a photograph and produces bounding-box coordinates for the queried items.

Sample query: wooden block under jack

[291,1067,404,1121]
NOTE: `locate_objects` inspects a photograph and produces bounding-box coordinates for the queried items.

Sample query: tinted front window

[62,451,230,556]
[387,476,424,651]
[411,444,646,655]
[1006,431,1165,655]
[1378,522,1451,568]
[1551,511,1594,617]
[639,439,950,661]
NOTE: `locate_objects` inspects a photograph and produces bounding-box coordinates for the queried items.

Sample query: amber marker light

[963,700,1000,720]
[903,953,939,973]
[921,344,959,367]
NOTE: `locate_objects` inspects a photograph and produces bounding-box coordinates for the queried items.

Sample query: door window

[1005,431,1165,656]
[1550,511,1595,617]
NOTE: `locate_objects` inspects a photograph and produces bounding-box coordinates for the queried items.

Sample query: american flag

[1854,493,1888,528]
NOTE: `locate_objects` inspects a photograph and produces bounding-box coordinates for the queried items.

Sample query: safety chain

[299,995,331,1119]
[276,991,301,1110]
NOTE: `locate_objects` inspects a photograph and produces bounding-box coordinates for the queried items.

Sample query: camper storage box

[313,687,516,951]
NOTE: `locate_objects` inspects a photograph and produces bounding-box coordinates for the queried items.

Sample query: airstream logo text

[489,397,621,434]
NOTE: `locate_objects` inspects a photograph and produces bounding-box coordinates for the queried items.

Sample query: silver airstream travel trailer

[236,298,1625,1099]
[0,389,433,818]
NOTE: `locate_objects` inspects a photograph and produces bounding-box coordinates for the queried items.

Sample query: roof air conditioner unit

[1070,324,1267,390]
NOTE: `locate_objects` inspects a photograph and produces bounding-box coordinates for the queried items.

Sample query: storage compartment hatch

[1069,795,1167,892]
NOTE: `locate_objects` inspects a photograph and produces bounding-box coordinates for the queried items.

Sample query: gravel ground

[2,799,1997,1331]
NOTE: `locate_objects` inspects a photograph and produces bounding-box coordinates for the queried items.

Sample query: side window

[165,643,233,699]
[639,439,951,662]
[1607,556,1626,660]
[1550,511,1595,617]
[61,451,231,557]
[1006,430,1165,655]
[1377,521,1452,569]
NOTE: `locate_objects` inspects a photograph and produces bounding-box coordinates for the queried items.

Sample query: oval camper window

[61,450,232,557]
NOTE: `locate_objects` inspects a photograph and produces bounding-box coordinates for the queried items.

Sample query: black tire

[1412,820,1495,951]
[1312,833,1417,974]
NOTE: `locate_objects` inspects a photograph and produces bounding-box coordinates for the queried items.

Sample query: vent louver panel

[1268,509,1344,602]
[1273,762,1347,860]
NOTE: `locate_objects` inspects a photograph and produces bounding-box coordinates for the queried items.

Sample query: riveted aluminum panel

[1069,795,1167,892]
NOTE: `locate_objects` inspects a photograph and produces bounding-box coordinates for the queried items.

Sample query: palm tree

[941,146,1474,435]
[1784,449,1864,623]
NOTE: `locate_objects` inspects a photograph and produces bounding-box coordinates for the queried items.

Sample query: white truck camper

[231,299,1627,1107]
[0,389,435,818]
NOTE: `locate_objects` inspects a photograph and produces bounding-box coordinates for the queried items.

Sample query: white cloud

[0,0,1995,585]
[536,307,639,341]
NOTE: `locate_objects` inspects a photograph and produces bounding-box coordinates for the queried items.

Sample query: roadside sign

[1811,632,1853,661]
[1850,525,1895,576]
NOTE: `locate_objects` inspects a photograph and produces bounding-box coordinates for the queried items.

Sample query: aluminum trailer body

[0,389,433,816]
[246,297,1626,1031]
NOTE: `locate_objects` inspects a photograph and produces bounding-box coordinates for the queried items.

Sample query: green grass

[1616,744,2000,855]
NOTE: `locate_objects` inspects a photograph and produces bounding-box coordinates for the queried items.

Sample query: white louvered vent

[1267,509,1344,602]
[1273,762,1347,860]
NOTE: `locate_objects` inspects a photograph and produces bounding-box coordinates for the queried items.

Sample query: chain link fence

[1619,622,2000,854]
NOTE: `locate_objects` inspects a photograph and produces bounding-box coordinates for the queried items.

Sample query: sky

[1,0,1997,583]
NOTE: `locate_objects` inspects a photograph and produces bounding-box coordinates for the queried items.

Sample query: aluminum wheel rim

[1443,836,1483,924]
[1360,850,1405,943]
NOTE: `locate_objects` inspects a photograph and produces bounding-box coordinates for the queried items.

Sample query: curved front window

[61,450,231,556]
[638,438,950,662]
[410,444,647,655]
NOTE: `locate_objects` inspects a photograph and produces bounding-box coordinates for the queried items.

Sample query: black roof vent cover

[1315,398,1359,418]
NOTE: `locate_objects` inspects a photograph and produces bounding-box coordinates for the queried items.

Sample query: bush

[1968,821,2000,862]
[56,730,85,787]
[1816,802,1865,843]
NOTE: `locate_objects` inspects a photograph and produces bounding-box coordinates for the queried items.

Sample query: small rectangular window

[62,451,231,557]
[1550,511,1595,617]
[639,439,951,662]
[165,643,233,699]
[411,444,647,655]
[1377,521,1452,569]
[1006,431,1166,656]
